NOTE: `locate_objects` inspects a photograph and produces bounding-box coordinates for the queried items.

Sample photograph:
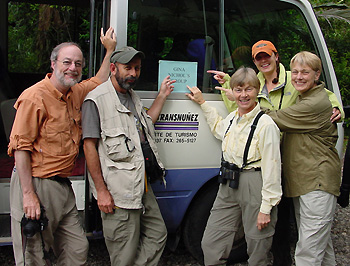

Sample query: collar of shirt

[298,81,324,100]
[223,103,262,166]
[232,102,261,125]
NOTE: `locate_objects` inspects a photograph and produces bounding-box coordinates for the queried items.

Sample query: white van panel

[140,92,229,170]
[71,178,85,211]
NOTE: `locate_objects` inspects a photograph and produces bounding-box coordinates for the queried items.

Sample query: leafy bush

[311,1,350,107]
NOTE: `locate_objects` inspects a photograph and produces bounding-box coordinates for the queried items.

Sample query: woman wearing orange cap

[208,40,343,121]
[208,40,344,266]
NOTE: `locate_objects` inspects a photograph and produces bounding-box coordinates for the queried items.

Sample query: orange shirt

[8,74,101,178]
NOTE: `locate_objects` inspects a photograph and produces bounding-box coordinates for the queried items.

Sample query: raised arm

[186,85,227,140]
[95,27,117,82]
[147,75,175,123]
[207,70,227,84]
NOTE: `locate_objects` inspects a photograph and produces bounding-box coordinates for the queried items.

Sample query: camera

[21,206,48,237]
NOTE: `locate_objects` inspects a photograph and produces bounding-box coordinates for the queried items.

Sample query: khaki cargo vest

[85,79,164,209]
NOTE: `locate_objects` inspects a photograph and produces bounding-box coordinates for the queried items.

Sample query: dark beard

[116,72,138,91]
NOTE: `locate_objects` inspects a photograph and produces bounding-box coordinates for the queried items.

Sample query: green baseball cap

[110,46,145,64]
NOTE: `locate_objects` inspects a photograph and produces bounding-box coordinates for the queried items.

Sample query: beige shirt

[200,102,282,214]
[8,74,101,178]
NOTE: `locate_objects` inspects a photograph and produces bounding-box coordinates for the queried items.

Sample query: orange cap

[252,40,277,59]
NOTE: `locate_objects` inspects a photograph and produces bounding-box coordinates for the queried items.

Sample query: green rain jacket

[220,63,344,118]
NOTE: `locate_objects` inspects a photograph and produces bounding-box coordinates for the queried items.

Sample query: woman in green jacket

[208,40,343,266]
[209,40,343,121]
[266,51,340,266]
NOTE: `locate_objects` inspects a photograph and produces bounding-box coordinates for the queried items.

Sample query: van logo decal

[156,113,199,130]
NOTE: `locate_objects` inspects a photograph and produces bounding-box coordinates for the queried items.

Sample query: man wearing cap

[8,27,116,266]
[82,46,174,266]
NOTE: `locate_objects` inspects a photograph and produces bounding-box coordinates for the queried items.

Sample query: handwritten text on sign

[158,60,197,93]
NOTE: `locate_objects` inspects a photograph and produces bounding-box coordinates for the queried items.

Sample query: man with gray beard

[8,27,116,266]
[82,46,174,266]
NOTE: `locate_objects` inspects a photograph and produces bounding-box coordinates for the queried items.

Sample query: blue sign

[158,60,198,93]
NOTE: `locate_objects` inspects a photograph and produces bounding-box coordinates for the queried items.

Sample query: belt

[241,168,261,172]
[49,176,71,185]
[232,167,261,172]
[34,176,71,185]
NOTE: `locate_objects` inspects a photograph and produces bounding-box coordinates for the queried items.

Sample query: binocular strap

[222,111,264,169]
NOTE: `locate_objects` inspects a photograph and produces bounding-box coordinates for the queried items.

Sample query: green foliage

[309,0,350,108]
[127,21,138,48]
[8,2,91,74]
[8,3,42,72]
[328,48,350,106]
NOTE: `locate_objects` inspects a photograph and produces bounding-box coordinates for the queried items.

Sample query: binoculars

[218,160,240,189]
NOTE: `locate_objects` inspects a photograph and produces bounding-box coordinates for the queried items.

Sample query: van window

[128,0,323,92]
[223,0,316,75]
[128,0,220,92]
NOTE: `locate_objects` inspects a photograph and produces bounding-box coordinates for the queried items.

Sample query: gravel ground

[160,204,350,266]
[0,204,349,265]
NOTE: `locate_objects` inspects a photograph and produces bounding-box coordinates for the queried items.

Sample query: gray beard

[54,69,82,88]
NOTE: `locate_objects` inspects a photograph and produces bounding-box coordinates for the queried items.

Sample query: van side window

[128,0,323,92]
[128,1,220,93]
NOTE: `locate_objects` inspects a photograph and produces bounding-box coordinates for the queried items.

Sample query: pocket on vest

[102,128,135,162]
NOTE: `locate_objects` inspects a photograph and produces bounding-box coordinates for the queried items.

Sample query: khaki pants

[293,190,336,266]
[202,170,277,266]
[102,184,167,266]
[10,168,88,266]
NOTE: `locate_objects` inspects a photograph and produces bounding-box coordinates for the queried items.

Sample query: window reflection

[128,0,318,92]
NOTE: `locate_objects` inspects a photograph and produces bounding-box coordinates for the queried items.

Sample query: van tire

[182,181,248,264]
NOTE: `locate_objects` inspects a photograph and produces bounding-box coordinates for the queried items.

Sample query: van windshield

[128,0,318,92]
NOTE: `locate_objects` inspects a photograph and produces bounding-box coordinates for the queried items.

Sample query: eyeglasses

[56,59,83,68]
